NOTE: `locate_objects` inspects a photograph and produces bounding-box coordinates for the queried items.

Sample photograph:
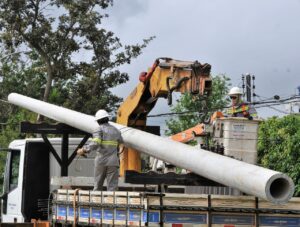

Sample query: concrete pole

[8,93,294,204]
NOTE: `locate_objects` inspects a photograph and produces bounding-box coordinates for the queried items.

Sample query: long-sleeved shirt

[84,123,123,166]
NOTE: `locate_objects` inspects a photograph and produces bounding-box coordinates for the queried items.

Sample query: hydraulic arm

[116,58,212,175]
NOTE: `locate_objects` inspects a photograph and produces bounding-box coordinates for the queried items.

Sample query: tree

[0,0,153,117]
[0,53,44,193]
[0,109,36,194]
[258,115,300,196]
[0,0,153,192]
[165,74,231,135]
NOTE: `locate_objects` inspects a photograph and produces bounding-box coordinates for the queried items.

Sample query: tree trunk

[91,75,99,95]
[91,69,102,96]
[37,61,53,122]
[43,63,53,102]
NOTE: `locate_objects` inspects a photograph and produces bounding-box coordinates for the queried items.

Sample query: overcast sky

[83,0,300,132]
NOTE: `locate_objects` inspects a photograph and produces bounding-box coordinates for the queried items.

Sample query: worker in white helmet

[226,87,257,119]
[77,109,123,191]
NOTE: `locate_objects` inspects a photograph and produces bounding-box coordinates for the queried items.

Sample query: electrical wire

[211,136,281,142]
[147,95,300,118]
[262,105,290,115]
[253,95,300,106]
[255,94,291,114]
[74,156,83,172]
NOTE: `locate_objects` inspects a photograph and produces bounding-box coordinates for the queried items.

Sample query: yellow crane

[116,57,212,176]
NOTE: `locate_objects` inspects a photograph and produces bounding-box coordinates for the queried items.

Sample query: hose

[74,156,82,172]
[73,188,80,227]
[166,76,190,105]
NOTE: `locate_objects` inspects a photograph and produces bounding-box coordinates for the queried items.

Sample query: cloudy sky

[85,0,300,132]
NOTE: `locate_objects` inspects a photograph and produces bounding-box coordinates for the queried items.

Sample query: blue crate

[260,216,300,227]
[212,214,255,225]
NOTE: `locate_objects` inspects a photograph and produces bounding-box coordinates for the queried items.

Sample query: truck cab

[1,138,94,222]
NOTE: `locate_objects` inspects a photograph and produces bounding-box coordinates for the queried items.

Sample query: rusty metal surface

[31,219,50,227]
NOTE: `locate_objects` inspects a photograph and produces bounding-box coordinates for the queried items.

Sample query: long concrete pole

[8,93,294,204]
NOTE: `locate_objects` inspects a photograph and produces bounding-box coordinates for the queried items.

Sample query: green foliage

[0,0,153,193]
[165,74,231,135]
[0,0,153,113]
[258,115,300,196]
[0,110,36,193]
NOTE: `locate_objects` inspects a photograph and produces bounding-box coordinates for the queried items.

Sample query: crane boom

[117,58,212,175]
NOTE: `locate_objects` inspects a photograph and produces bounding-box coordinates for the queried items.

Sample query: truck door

[1,141,50,222]
[21,141,50,221]
[2,148,22,222]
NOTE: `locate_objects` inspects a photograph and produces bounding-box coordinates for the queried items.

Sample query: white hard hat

[95,109,110,121]
[228,87,242,96]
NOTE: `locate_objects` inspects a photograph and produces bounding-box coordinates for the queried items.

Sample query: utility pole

[297,86,300,113]
[242,73,256,103]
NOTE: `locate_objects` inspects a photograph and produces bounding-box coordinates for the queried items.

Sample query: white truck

[1,137,94,223]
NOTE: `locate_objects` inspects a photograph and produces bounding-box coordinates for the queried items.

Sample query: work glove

[77,148,87,157]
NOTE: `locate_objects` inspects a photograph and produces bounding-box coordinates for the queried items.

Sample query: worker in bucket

[226,87,257,119]
[77,109,123,191]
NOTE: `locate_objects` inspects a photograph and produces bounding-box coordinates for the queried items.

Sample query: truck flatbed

[52,189,300,227]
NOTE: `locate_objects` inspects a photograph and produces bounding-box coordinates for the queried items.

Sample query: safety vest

[85,123,123,166]
[227,103,250,117]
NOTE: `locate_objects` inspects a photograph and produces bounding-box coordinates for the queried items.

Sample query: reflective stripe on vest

[227,105,249,114]
[92,138,102,144]
[102,140,118,147]
[92,138,118,147]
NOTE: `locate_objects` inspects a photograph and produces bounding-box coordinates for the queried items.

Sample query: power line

[147,95,300,118]
[266,106,290,115]
[255,94,291,115]
[148,111,206,118]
